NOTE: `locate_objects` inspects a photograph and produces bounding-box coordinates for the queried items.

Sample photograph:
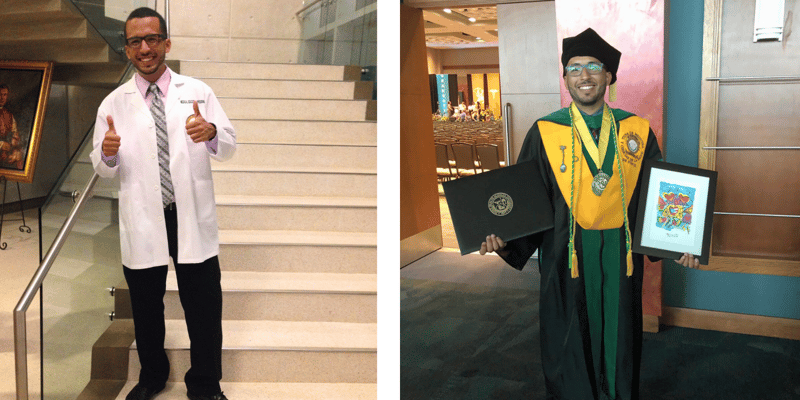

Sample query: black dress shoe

[187,391,228,400]
[126,383,166,400]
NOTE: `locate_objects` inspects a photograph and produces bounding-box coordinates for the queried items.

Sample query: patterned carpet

[400,251,800,400]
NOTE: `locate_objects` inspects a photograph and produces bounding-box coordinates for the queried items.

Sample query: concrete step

[1,0,76,20]
[215,142,376,172]
[69,164,376,198]
[42,192,117,222]
[39,226,120,268]
[219,229,376,247]
[127,320,376,383]
[40,197,120,266]
[0,16,88,42]
[179,61,362,81]
[212,167,376,197]
[219,98,376,121]
[0,40,122,63]
[0,0,123,64]
[114,381,376,400]
[233,120,376,146]
[218,230,375,274]
[116,271,376,323]
[53,62,129,86]
[219,242,375,274]
[63,161,119,200]
[215,195,376,232]
[204,78,373,100]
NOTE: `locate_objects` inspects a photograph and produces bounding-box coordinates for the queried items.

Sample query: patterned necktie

[148,83,174,206]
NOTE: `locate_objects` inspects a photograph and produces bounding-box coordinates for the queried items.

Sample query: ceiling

[423,6,498,49]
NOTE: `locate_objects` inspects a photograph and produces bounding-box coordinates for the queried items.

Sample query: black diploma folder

[443,160,554,255]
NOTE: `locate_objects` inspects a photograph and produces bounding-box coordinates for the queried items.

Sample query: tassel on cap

[609,83,617,102]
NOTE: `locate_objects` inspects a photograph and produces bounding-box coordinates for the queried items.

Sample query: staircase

[73,62,377,399]
[0,0,127,85]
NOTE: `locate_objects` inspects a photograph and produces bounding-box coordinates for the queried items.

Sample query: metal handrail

[296,0,325,18]
[714,211,800,218]
[15,173,100,400]
[154,0,171,37]
[703,146,800,150]
[14,1,162,397]
[503,103,513,165]
[706,75,800,83]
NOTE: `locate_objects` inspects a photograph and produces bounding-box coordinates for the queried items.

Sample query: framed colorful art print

[0,60,54,183]
[632,160,718,264]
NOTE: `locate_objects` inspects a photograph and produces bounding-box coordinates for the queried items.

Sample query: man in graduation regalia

[480,28,699,399]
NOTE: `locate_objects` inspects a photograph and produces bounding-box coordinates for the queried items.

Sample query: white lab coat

[90,69,236,269]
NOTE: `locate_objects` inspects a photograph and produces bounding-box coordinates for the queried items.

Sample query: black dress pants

[122,204,223,395]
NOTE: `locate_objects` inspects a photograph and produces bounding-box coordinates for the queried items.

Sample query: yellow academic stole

[538,112,650,230]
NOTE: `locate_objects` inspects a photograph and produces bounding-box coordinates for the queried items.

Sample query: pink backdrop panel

[555,0,664,317]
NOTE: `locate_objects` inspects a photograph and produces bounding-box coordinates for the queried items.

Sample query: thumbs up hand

[186,101,216,143]
[102,115,121,157]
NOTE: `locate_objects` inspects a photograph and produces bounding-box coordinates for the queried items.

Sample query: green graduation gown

[499,107,662,400]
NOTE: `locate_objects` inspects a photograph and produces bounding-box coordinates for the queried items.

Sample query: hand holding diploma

[479,234,507,255]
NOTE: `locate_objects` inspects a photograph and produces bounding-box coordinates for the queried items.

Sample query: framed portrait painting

[0,60,54,183]
[632,160,718,264]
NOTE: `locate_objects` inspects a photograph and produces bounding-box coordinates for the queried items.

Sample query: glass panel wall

[39,152,122,399]
[65,0,149,54]
[299,0,377,99]
[32,2,143,397]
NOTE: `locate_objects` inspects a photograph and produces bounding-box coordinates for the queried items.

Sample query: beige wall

[427,48,443,74]
[427,47,500,75]
[166,0,304,63]
[406,0,551,7]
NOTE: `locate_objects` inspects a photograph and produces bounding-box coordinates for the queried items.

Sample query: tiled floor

[0,210,42,400]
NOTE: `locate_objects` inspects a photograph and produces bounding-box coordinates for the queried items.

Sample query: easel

[0,175,31,250]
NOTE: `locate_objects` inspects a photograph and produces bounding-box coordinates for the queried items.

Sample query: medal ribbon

[569,102,612,170]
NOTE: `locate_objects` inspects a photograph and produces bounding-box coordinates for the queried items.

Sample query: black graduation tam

[561,28,621,84]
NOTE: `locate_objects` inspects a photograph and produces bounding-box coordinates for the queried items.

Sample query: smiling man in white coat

[90,7,235,400]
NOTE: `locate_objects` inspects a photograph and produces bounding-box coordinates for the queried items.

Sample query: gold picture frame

[0,60,53,183]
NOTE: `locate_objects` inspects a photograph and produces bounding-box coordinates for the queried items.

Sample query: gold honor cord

[611,120,634,276]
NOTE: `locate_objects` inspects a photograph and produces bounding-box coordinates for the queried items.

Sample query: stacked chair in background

[433,120,505,182]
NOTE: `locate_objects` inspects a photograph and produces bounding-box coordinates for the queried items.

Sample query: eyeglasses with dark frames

[565,62,605,76]
[126,34,167,49]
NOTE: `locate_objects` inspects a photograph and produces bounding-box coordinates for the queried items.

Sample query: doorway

[420,2,558,250]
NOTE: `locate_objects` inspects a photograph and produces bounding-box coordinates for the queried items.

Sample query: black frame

[632,160,718,264]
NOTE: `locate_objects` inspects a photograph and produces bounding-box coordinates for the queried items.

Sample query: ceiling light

[476,37,482,40]
[443,8,452,13]
[469,17,477,22]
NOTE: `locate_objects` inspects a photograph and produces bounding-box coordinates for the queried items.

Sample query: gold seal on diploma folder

[443,160,555,255]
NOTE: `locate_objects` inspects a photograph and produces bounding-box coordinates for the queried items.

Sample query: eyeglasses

[126,34,167,49]
[565,62,605,76]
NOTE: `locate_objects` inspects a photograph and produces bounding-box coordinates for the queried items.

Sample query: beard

[567,81,607,109]
[131,52,166,77]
